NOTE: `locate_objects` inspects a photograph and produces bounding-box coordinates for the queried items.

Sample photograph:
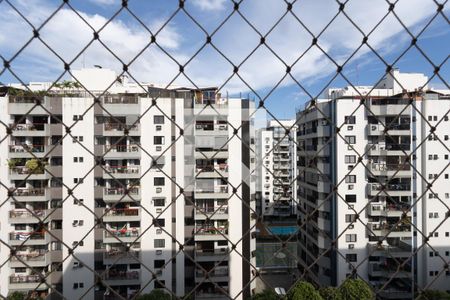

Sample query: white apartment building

[0,68,256,300]
[256,120,298,217]
[296,70,450,299]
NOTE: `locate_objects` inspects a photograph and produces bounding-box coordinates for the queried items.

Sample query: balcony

[102,270,140,285]
[195,206,229,220]
[103,123,140,136]
[10,249,47,267]
[196,124,229,136]
[9,209,48,224]
[8,144,47,158]
[368,102,411,116]
[368,222,412,238]
[9,188,48,202]
[195,266,229,282]
[103,144,140,158]
[195,185,229,199]
[194,226,228,241]
[368,183,411,196]
[9,123,62,137]
[195,248,229,261]
[104,228,140,243]
[9,166,49,180]
[366,144,411,156]
[368,163,411,177]
[103,165,140,179]
[367,203,410,217]
[103,187,140,201]
[103,208,140,222]
[368,261,411,278]
[368,243,411,258]
[9,231,47,246]
[196,165,228,178]
[103,249,140,264]
[9,274,48,291]
[101,96,140,114]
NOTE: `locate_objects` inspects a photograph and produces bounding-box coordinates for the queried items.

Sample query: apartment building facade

[0,68,256,299]
[296,70,450,298]
[256,120,298,217]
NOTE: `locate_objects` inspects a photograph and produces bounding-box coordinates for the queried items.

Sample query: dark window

[345,195,356,203]
[154,177,165,186]
[154,260,165,268]
[155,218,165,227]
[154,115,165,124]
[154,136,164,145]
[346,253,357,262]
[344,116,356,124]
[154,198,165,206]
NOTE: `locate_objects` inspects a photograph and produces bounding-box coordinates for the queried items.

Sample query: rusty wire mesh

[0,0,449,299]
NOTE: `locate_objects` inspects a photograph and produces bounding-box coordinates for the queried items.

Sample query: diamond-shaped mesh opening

[0,0,449,300]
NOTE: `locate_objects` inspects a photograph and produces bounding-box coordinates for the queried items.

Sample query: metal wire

[0,0,449,299]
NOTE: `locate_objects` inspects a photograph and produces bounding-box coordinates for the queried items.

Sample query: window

[74,178,83,184]
[154,177,165,186]
[154,239,165,248]
[154,198,165,206]
[345,234,357,242]
[155,218,165,227]
[154,115,165,124]
[74,157,78,163]
[155,280,165,289]
[345,136,356,144]
[154,260,165,268]
[428,116,433,121]
[345,175,356,183]
[345,155,356,164]
[346,254,357,262]
[345,195,356,203]
[154,136,165,145]
[345,214,356,223]
[344,116,356,124]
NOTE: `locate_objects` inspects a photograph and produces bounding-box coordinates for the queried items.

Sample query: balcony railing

[102,96,139,104]
[104,123,139,131]
[370,163,411,171]
[104,187,140,196]
[10,166,45,175]
[9,144,45,153]
[10,274,42,284]
[370,183,411,191]
[102,270,140,281]
[105,208,139,217]
[9,231,45,241]
[195,248,229,256]
[195,227,228,235]
[104,249,140,259]
[10,188,46,197]
[10,123,46,131]
[9,210,46,219]
[11,250,47,262]
[105,228,140,238]
[104,166,140,174]
[195,185,228,194]
[105,144,140,153]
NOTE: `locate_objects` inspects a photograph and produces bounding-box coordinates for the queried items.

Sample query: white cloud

[190,0,227,11]
[0,0,445,94]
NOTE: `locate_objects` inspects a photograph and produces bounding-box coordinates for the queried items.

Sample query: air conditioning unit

[156,250,162,255]
[348,244,354,249]
[156,229,162,234]
[348,224,354,229]
[156,208,162,213]
[156,188,162,193]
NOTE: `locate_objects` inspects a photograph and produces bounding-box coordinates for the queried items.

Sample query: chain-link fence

[0,0,449,299]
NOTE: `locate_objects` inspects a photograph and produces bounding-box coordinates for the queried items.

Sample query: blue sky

[0,0,448,118]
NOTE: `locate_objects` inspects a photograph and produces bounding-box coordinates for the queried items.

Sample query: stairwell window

[345,234,357,242]
[345,136,356,144]
[345,175,356,183]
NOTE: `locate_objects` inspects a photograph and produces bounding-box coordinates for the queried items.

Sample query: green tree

[7,291,25,300]
[25,159,45,174]
[336,279,373,300]
[136,289,171,300]
[288,281,322,300]
[319,287,338,300]
[250,289,280,300]
[417,290,450,300]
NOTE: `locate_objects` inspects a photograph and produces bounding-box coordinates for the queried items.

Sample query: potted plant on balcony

[7,159,19,170]
[25,159,46,174]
